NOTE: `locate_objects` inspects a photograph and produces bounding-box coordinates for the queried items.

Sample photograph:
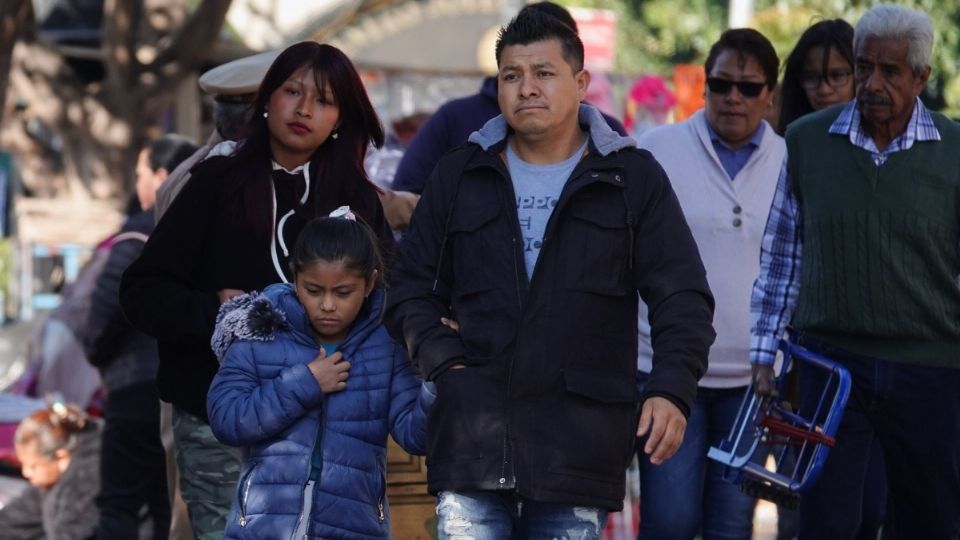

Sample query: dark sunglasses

[706,77,767,98]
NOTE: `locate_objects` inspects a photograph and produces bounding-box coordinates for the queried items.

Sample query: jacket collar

[468,103,636,157]
[211,284,385,362]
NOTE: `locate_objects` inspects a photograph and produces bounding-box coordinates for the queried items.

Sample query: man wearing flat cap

[154,50,279,220]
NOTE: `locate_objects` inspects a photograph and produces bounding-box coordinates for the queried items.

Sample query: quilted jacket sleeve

[386,343,434,455]
[207,340,324,446]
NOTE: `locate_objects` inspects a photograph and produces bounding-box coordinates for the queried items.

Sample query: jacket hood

[468,103,636,156]
[210,283,385,362]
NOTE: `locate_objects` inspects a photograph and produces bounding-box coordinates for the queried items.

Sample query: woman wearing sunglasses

[634,28,784,540]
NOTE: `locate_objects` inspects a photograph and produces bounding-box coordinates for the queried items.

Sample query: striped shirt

[749,98,942,365]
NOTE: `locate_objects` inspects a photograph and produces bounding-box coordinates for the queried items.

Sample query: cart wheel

[739,476,801,510]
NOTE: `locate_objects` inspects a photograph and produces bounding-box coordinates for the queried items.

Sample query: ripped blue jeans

[436,490,607,540]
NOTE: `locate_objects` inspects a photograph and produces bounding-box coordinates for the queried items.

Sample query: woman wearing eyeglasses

[778,19,856,134]
[634,29,784,540]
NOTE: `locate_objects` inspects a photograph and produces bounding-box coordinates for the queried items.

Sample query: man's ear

[577,68,591,102]
[155,168,170,184]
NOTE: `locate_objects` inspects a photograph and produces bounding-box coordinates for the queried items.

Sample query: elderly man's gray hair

[854,4,933,75]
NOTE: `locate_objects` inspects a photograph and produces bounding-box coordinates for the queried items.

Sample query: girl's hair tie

[329,205,357,221]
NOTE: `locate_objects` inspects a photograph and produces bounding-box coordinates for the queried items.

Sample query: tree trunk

[4,0,232,200]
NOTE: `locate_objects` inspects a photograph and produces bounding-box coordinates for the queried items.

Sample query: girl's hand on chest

[308,348,351,393]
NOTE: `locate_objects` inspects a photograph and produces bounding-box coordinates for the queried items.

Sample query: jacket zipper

[498,160,528,490]
[376,460,386,522]
[292,367,327,540]
[237,463,257,527]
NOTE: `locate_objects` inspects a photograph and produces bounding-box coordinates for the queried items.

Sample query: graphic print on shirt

[506,138,588,279]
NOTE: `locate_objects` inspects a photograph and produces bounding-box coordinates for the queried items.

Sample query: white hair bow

[329,205,356,221]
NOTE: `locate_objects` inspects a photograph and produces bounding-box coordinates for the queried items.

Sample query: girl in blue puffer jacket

[207,208,433,539]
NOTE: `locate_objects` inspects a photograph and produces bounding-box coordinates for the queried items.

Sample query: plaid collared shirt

[749,98,942,365]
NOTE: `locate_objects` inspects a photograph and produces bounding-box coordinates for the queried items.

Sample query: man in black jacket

[386,8,715,538]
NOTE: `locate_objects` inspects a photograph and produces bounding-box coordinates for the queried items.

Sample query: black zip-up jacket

[385,106,715,510]
[119,154,394,421]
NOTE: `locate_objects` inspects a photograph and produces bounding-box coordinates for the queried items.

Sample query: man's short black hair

[704,28,779,90]
[525,2,578,33]
[495,6,585,73]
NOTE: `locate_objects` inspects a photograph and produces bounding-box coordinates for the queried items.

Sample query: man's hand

[637,396,687,465]
[308,348,351,394]
[218,288,245,304]
[378,188,421,230]
[440,317,460,332]
[752,364,778,397]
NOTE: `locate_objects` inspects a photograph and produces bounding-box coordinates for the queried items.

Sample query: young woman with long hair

[119,41,394,539]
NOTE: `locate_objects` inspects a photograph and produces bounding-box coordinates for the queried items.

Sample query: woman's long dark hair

[777,19,854,135]
[211,42,385,236]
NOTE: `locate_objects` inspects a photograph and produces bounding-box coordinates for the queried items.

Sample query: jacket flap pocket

[568,192,627,229]
[562,368,635,404]
[449,203,500,233]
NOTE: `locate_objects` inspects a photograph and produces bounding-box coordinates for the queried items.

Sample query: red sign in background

[569,7,617,72]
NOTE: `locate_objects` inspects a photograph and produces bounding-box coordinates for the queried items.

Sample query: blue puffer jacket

[207,283,432,539]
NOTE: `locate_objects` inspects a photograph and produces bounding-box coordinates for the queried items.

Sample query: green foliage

[751,0,960,115]
[557,0,960,114]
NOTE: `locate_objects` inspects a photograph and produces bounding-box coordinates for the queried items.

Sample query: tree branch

[143,0,232,108]
[0,0,34,121]
[101,0,142,117]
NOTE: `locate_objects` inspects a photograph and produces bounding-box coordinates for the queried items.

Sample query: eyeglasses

[706,77,767,98]
[800,69,852,90]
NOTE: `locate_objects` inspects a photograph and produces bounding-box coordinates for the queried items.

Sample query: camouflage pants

[172,408,241,540]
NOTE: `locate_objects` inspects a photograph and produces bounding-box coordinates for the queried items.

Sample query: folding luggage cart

[707,340,851,508]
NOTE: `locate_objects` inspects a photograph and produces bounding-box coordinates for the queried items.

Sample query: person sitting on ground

[0,403,101,540]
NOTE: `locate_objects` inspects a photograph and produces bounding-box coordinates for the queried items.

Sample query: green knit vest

[785,106,960,368]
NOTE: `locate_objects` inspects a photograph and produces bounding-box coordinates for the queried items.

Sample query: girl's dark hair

[15,403,88,457]
[212,42,385,237]
[705,28,780,91]
[148,134,199,173]
[777,19,854,134]
[291,216,384,286]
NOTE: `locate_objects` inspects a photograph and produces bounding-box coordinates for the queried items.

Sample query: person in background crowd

[364,112,431,230]
[207,212,433,539]
[391,1,628,197]
[386,8,714,538]
[120,41,395,540]
[154,50,280,220]
[635,28,784,540]
[751,5,960,538]
[778,19,855,133]
[84,134,198,540]
[623,74,676,137]
[0,403,101,540]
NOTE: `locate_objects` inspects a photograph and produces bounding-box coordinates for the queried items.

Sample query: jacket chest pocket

[563,187,631,296]
[449,203,502,297]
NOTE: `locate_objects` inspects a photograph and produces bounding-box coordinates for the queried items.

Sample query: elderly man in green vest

[749,4,960,539]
